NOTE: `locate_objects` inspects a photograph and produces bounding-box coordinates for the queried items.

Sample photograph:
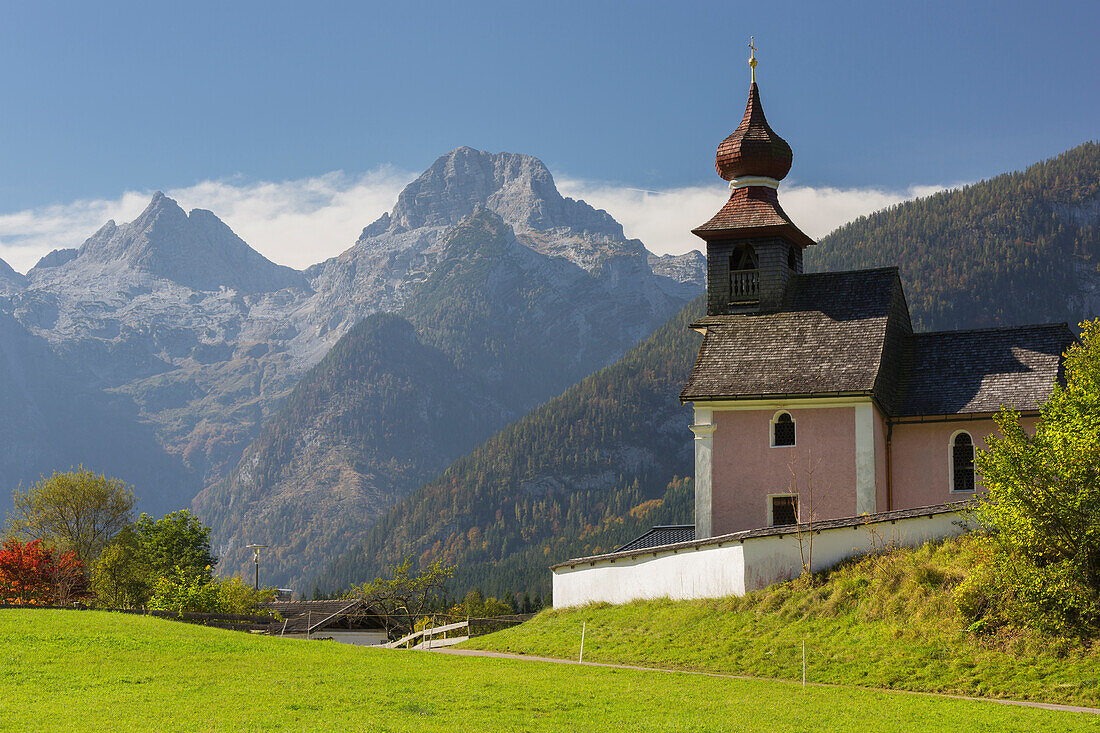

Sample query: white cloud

[0,168,414,273]
[556,178,957,256]
[0,164,955,275]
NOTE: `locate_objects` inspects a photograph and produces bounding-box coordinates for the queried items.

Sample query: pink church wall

[888,416,1037,509]
[711,407,858,535]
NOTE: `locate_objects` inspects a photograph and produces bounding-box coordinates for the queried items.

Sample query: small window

[788,247,797,271]
[772,412,795,447]
[952,432,975,492]
[771,495,798,526]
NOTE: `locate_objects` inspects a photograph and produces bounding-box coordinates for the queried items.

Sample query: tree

[89,527,150,608]
[90,511,220,609]
[6,468,134,566]
[133,510,217,581]
[0,539,85,605]
[972,319,1100,634]
[351,557,454,636]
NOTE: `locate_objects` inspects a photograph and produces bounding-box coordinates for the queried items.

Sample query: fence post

[307,611,311,641]
[579,621,586,664]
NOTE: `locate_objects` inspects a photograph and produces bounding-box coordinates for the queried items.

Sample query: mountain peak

[363,147,624,240]
[70,193,307,293]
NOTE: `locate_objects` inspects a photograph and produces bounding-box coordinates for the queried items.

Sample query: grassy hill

[808,141,1100,330]
[1,607,1094,731]
[462,535,1100,708]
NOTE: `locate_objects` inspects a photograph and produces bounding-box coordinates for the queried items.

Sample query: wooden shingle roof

[681,268,905,404]
[681,267,1071,417]
[691,186,815,248]
[614,525,695,553]
[894,324,1074,416]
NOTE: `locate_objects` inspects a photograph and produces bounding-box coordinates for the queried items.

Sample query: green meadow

[463,537,1100,709]
[1,607,1097,732]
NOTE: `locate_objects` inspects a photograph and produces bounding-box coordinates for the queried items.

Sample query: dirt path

[431,647,1100,716]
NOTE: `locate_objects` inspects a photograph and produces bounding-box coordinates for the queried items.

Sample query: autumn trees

[1,468,263,611]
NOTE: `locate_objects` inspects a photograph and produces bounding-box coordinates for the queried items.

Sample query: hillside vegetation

[463,535,1100,708]
[316,297,705,598]
[808,141,1100,330]
[6,609,1089,732]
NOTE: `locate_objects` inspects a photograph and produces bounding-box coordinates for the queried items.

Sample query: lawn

[463,537,1100,708]
[1,609,1096,731]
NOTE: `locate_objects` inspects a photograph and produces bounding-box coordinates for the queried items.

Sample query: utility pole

[245,544,268,590]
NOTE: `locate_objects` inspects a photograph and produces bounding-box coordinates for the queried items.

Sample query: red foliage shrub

[0,539,86,606]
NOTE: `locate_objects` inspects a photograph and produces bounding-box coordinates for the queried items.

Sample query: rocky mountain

[193,311,508,587]
[199,206,702,589]
[0,147,704,574]
[807,141,1100,330]
[0,257,24,295]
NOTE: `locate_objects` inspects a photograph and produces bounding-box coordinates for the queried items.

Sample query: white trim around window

[948,429,976,493]
[766,493,799,527]
[770,410,796,448]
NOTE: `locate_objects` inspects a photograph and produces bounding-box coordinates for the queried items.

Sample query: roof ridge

[801,266,900,277]
[912,322,1073,337]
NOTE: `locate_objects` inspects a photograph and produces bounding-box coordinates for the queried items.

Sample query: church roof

[715,82,793,182]
[681,267,1073,417]
[894,324,1074,416]
[691,186,815,248]
[614,525,696,553]
[681,268,906,403]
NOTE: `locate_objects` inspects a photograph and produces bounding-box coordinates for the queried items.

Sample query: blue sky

[0,1,1096,271]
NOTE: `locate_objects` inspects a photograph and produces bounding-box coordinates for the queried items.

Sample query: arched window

[788,246,797,271]
[729,244,759,302]
[951,432,975,492]
[771,411,795,447]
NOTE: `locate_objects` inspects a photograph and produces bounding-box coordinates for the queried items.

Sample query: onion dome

[715,82,793,183]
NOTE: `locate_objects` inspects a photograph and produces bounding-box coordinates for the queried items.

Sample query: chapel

[680,52,1073,540]
[549,49,1075,608]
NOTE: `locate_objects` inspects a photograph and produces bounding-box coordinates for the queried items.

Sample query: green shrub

[148,569,272,615]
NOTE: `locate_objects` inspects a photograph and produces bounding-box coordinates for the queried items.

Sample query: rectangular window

[771,495,797,526]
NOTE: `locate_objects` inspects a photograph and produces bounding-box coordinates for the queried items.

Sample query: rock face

[0,256,25,295]
[198,196,703,589]
[0,148,705,557]
[73,193,307,294]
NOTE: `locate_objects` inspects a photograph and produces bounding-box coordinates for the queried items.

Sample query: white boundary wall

[552,510,970,608]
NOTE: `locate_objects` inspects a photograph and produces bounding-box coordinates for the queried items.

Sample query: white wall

[552,510,970,608]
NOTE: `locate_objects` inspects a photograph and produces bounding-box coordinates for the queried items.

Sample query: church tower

[693,42,815,315]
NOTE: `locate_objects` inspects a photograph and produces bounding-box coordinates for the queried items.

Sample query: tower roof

[694,72,813,248]
[715,82,793,182]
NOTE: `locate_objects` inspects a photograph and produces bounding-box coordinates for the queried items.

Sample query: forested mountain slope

[807,141,1100,330]
[316,297,705,599]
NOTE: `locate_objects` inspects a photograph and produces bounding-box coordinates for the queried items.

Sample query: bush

[148,569,272,615]
[974,319,1100,635]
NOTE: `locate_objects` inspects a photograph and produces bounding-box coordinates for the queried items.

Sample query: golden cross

[748,36,758,83]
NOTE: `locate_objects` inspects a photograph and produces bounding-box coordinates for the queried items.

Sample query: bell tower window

[729,244,759,302]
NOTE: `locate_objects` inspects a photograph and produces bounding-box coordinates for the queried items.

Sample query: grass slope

[3,609,1094,732]
[463,536,1100,709]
